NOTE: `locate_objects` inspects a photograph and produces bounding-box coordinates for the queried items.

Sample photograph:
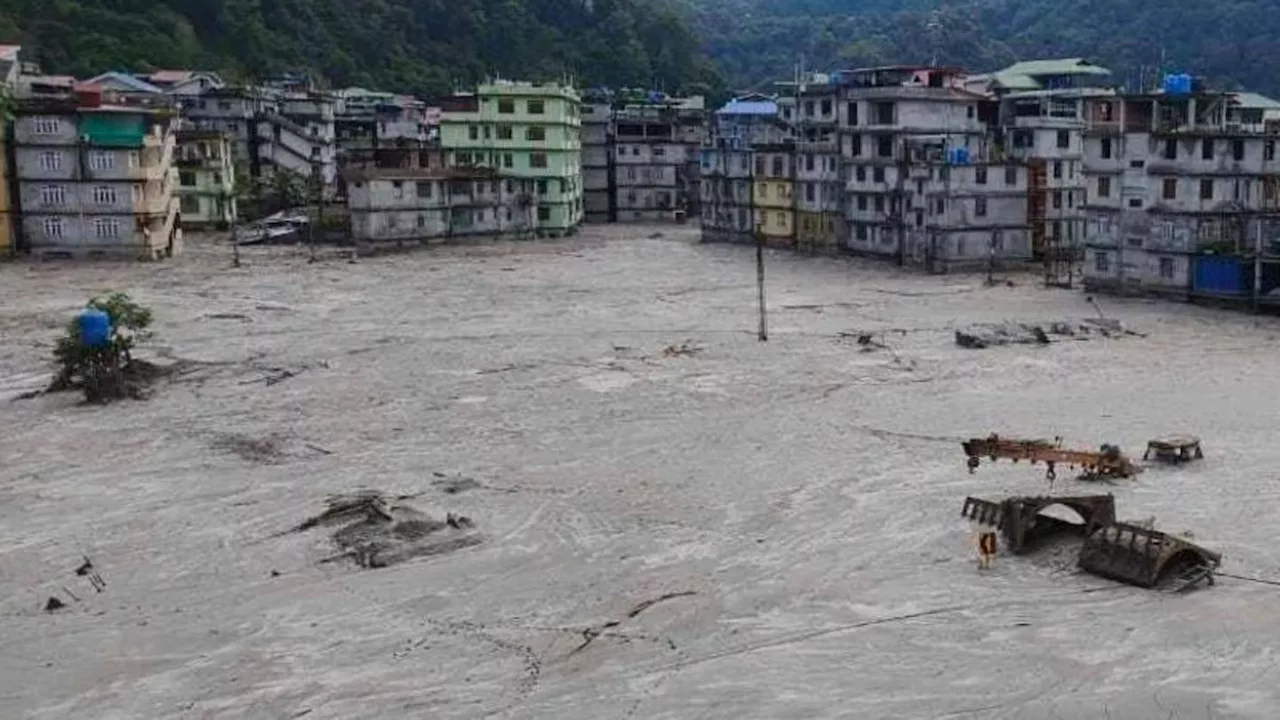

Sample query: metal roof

[998,58,1112,78]
[84,71,163,94]
[717,97,777,116]
[1232,92,1280,110]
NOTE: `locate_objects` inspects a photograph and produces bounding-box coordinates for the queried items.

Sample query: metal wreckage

[959,433,1220,591]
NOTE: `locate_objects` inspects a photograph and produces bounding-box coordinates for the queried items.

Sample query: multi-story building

[346,166,535,252]
[752,142,796,246]
[836,66,1032,270]
[12,88,180,259]
[700,95,787,244]
[1082,85,1280,301]
[183,86,338,191]
[439,80,582,236]
[175,129,237,230]
[580,90,614,223]
[580,89,707,223]
[778,77,845,252]
[980,59,1112,284]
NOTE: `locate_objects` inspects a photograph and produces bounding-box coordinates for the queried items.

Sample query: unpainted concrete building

[700,95,788,244]
[13,91,181,259]
[1082,90,1280,300]
[346,167,535,252]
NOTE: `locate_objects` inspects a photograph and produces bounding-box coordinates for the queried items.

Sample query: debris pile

[955,318,1140,349]
[962,433,1140,482]
[661,342,702,358]
[291,491,481,569]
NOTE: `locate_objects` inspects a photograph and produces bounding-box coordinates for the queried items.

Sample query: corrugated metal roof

[84,71,163,94]
[1232,92,1280,110]
[991,71,1042,90]
[999,58,1111,78]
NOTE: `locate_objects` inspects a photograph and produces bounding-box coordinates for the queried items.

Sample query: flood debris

[961,495,1220,591]
[572,590,696,654]
[291,491,481,569]
[212,433,283,464]
[955,318,1140,349]
[44,597,66,613]
[75,556,106,593]
[1144,435,1204,464]
[962,433,1140,482]
[433,475,482,494]
[661,342,702,358]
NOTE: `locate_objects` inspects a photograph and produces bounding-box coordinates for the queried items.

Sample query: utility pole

[756,224,768,342]
[308,163,319,263]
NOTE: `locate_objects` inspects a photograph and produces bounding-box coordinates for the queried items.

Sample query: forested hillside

[680,0,1280,95]
[0,0,721,97]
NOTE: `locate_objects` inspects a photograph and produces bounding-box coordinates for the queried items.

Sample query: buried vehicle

[1077,521,1221,591]
[960,495,1221,591]
[961,495,1116,555]
[962,433,1140,481]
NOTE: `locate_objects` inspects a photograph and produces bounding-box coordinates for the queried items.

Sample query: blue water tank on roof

[77,308,112,348]
[1163,73,1192,95]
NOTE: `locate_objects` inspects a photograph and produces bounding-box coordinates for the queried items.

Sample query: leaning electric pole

[756,227,768,342]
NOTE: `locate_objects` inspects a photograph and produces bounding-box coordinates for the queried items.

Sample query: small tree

[50,292,155,403]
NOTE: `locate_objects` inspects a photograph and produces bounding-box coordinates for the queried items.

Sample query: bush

[50,292,155,403]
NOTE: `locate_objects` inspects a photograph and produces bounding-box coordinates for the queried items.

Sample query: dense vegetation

[679,0,1280,96]
[0,0,721,98]
[4,0,1280,100]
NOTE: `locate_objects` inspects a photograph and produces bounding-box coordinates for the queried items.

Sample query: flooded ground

[2,226,1279,719]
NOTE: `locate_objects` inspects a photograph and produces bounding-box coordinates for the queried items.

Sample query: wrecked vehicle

[960,494,1221,591]
[1144,435,1204,464]
[1078,521,1220,591]
[961,494,1116,554]
[962,433,1140,481]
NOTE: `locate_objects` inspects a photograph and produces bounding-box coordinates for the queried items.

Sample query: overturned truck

[961,494,1219,591]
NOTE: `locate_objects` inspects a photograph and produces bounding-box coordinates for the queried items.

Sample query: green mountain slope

[681,0,1280,96]
[0,0,720,97]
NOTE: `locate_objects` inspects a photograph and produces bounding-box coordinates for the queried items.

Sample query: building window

[180,195,201,214]
[806,183,815,201]
[528,100,545,114]
[975,167,987,185]
[498,99,515,114]
[975,197,987,217]
[537,179,548,195]
[1005,166,1017,186]
[1128,198,1143,208]
[493,125,511,140]
[40,185,66,205]
[1159,256,1175,279]
[33,117,60,134]
[1052,160,1062,179]
[935,198,945,214]
[1095,251,1110,273]
[1202,139,1214,160]
[757,183,768,199]
[1057,130,1069,149]
[654,146,665,157]
[877,136,893,158]
[180,171,196,186]
[483,126,491,140]
[915,210,924,227]
[94,217,121,238]
[1164,139,1177,160]
[417,181,432,198]
[856,224,868,241]
[39,151,62,171]
[392,181,405,199]
[846,102,859,126]
[1053,191,1062,209]
[772,156,784,176]
[874,102,893,124]
[468,126,478,140]
[89,151,115,170]
[873,167,885,183]
[874,196,884,212]
[456,152,472,165]
[1097,177,1111,198]
[503,153,513,168]
[855,166,866,182]
[1101,138,1112,159]
[1200,179,1214,200]
[529,153,548,168]
[537,206,550,221]
[132,185,143,204]
[1233,139,1245,161]
[526,126,546,141]
[92,186,117,205]
[43,217,65,238]
[1162,178,1177,199]
[776,212,786,226]
[857,195,867,211]
[417,214,427,229]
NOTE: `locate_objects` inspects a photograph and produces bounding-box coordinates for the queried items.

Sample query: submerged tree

[50,292,156,403]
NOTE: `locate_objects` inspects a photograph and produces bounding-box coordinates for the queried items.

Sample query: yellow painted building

[752,177,794,245]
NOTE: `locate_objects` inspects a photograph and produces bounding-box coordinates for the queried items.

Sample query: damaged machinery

[962,433,1139,482]
[1144,435,1204,464]
[960,494,1220,591]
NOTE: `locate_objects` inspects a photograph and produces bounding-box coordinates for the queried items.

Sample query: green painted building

[176,130,237,230]
[439,81,583,235]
